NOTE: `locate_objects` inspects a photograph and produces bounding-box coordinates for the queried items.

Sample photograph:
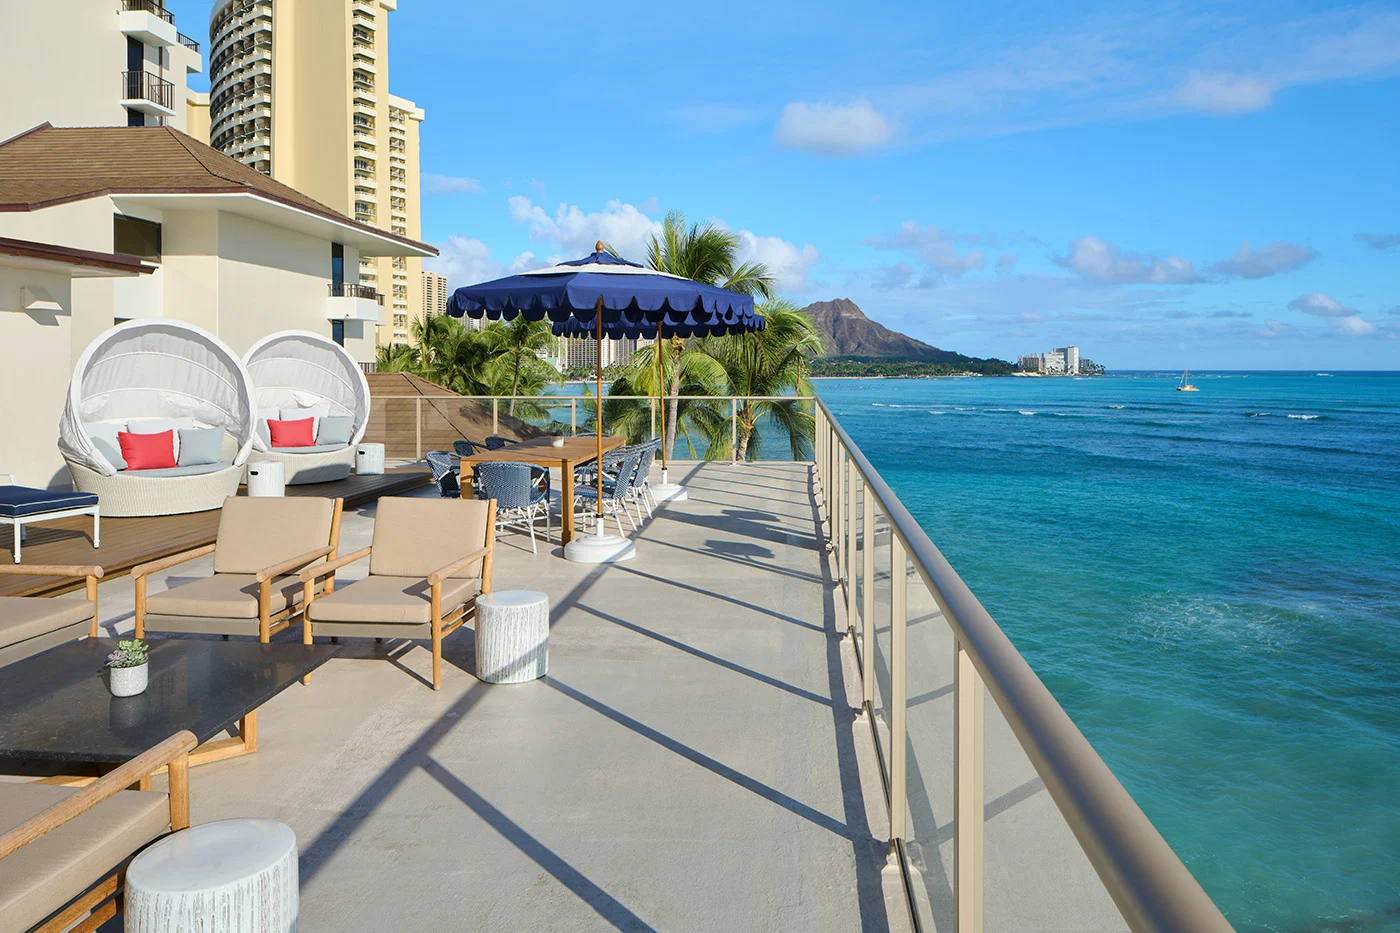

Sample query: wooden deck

[0,469,431,599]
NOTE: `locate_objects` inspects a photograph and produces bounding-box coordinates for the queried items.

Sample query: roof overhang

[108,191,437,258]
[0,237,153,277]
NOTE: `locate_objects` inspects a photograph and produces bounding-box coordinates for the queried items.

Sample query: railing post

[954,638,985,932]
[731,398,739,464]
[890,533,907,842]
[846,458,857,632]
[491,398,499,435]
[862,493,875,709]
[570,398,577,436]
[650,397,656,442]
[834,447,844,576]
[414,397,422,460]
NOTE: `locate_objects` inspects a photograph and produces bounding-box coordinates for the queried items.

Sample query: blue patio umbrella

[446,243,762,560]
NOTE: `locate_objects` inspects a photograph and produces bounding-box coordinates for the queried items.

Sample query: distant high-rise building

[1017,354,1044,373]
[560,336,654,371]
[421,269,448,330]
[1060,345,1080,375]
[1018,345,1082,375]
[1042,349,1066,374]
[207,0,425,348]
[0,0,204,139]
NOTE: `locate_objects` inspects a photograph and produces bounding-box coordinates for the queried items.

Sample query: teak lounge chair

[0,731,195,933]
[0,564,103,668]
[134,497,343,643]
[300,496,496,690]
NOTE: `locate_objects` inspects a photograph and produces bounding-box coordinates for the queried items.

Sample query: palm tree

[374,342,420,373]
[604,342,728,454]
[644,210,776,457]
[695,299,823,460]
[481,317,560,415]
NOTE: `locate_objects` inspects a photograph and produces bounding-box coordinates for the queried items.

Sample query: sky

[172,0,1400,369]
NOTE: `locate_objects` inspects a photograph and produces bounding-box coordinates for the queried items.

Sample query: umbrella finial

[595,240,605,255]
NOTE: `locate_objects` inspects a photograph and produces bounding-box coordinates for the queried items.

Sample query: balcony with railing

[119,0,178,46]
[121,70,176,115]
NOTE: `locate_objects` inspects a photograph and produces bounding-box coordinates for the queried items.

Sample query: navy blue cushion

[0,486,99,517]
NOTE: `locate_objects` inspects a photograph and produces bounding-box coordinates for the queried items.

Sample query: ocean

[815,372,1400,933]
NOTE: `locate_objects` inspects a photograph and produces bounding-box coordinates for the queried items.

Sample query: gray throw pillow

[177,427,225,466]
[84,422,128,470]
[316,415,355,446]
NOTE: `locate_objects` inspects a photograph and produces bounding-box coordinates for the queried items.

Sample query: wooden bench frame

[0,731,196,933]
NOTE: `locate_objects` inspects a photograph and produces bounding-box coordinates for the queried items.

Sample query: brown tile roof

[0,123,435,255]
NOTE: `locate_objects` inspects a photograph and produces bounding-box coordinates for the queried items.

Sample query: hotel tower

[207,0,424,346]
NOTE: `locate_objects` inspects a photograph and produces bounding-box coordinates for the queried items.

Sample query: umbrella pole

[655,335,666,480]
[596,296,605,536]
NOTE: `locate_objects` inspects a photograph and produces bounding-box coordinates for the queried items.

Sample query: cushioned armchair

[134,496,343,643]
[300,497,496,690]
[0,564,103,668]
[0,731,195,933]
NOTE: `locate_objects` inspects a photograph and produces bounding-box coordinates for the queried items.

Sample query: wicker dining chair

[475,462,550,554]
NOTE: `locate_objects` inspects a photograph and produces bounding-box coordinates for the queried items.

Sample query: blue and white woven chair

[425,450,460,498]
[630,440,660,518]
[484,436,517,451]
[476,461,550,554]
[452,439,478,457]
[574,447,643,537]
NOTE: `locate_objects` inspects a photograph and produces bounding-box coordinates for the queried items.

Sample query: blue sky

[173,0,1399,368]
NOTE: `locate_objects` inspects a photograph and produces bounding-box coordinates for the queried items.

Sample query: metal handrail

[121,71,175,109]
[177,32,200,52]
[814,398,1231,932]
[122,0,173,23]
[328,283,383,304]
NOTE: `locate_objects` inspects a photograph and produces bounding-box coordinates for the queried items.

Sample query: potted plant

[107,639,150,697]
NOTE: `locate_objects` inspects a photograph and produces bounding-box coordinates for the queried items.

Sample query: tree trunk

[736,409,755,461]
[664,337,682,461]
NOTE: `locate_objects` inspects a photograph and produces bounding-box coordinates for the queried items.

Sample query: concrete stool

[475,590,549,684]
[355,442,385,475]
[126,819,298,933]
[245,461,286,498]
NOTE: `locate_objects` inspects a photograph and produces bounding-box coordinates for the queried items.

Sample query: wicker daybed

[58,319,257,517]
[242,331,371,485]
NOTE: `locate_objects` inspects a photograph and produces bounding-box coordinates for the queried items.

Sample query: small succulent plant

[107,639,149,669]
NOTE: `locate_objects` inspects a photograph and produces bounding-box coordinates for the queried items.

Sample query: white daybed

[242,330,370,485]
[58,319,257,517]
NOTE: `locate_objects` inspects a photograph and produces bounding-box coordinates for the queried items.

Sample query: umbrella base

[651,482,688,503]
[564,532,636,563]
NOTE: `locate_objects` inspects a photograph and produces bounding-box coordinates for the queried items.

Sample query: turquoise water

[816,373,1400,933]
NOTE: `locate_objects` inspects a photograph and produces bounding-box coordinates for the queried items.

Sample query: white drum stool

[246,461,286,498]
[475,590,549,684]
[355,442,385,475]
[125,819,298,933]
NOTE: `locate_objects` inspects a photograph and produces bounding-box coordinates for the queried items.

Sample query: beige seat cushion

[145,573,304,619]
[308,575,480,625]
[369,497,490,579]
[0,785,169,933]
[212,496,336,575]
[0,597,95,650]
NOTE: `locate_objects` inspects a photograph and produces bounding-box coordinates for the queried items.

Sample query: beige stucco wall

[186,92,211,145]
[271,0,353,211]
[0,266,78,487]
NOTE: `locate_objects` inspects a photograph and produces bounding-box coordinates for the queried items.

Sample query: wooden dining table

[459,435,625,545]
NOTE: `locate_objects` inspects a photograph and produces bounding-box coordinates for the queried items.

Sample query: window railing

[123,0,173,23]
[178,32,200,52]
[813,399,1232,932]
[121,71,175,110]
[328,283,382,303]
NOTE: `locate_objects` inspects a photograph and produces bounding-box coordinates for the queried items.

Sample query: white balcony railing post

[570,399,577,436]
[491,398,499,436]
[731,398,739,464]
[955,638,986,932]
[890,532,908,843]
[846,458,858,635]
[862,491,875,710]
[414,397,422,460]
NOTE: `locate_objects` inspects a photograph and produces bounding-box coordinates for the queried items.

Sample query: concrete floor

[88,462,909,932]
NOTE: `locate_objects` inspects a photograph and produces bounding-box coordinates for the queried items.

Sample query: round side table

[125,819,298,933]
[246,461,286,497]
[355,442,385,475]
[475,590,549,684]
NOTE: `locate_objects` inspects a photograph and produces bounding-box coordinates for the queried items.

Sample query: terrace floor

[86,462,908,931]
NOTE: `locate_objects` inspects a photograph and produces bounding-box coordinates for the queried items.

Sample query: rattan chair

[476,462,550,554]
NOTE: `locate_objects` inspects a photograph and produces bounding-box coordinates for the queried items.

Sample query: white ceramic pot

[110,662,149,698]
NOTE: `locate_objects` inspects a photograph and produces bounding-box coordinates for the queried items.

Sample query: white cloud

[735,230,819,291]
[507,196,663,262]
[1208,240,1317,279]
[1174,72,1276,115]
[774,100,895,157]
[639,197,661,214]
[1288,293,1374,335]
[425,236,537,286]
[997,253,1019,273]
[422,174,484,195]
[868,221,986,282]
[1060,236,1198,284]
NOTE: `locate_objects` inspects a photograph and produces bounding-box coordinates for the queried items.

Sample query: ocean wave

[1018,410,1037,416]
[1247,412,1271,418]
[927,410,946,415]
[1108,404,1125,409]
[1287,414,1321,421]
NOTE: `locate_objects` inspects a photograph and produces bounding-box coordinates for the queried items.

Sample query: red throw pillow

[268,417,315,448]
[118,430,177,470]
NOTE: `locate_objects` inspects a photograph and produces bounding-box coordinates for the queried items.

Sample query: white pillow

[126,418,195,462]
[84,422,127,470]
[280,405,329,439]
[256,408,279,447]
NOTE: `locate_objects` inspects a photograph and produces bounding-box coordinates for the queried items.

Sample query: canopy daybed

[242,331,370,484]
[59,319,257,517]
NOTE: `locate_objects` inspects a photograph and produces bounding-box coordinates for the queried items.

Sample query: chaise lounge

[58,320,257,518]
[0,564,102,667]
[243,330,372,485]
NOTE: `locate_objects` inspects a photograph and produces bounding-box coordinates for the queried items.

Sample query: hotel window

[113,215,161,261]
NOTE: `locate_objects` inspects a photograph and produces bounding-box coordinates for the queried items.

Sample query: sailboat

[1176,368,1199,392]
